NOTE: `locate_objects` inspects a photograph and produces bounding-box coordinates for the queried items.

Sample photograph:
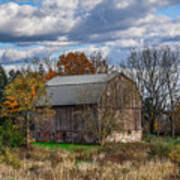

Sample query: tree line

[120,46,180,136]
[0,46,180,149]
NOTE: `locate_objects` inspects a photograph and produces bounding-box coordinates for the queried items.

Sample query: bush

[143,134,157,143]
[143,134,180,146]
[169,145,180,165]
[148,142,172,159]
[0,119,25,147]
[0,148,22,169]
[73,148,94,162]
[98,142,149,163]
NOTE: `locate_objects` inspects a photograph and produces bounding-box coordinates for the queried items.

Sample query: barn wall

[33,105,97,143]
[32,73,142,143]
[100,74,142,142]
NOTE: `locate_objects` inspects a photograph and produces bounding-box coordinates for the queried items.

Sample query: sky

[0,0,179,70]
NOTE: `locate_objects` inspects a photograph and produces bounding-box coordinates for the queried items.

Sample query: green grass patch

[32,142,99,152]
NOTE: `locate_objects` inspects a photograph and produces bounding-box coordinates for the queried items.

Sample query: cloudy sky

[0,0,180,67]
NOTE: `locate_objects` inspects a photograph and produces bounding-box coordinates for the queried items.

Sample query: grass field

[32,142,99,152]
[32,135,180,152]
[1,136,180,179]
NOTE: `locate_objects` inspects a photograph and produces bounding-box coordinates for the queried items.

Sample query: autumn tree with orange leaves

[1,72,54,148]
[57,52,110,76]
[45,68,58,80]
[57,52,95,75]
[40,52,111,80]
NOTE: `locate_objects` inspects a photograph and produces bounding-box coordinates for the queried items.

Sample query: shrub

[144,134,180,146]
[73,148,94,162]
[148,142,172,159]
[169,145,180,165]
[143,133,157,143]
[98,142,149,163]
[0,119,25,147]
[0,148,22,169]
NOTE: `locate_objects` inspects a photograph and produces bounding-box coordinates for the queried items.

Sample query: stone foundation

[106,130,142,143]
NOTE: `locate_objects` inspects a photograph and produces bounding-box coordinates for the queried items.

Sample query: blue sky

[156,5,180,19]
[0,0,179,69]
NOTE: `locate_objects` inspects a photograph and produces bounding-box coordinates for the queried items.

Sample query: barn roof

[46,73,117,106]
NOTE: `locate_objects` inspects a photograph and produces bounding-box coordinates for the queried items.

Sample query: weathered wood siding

[33,73,142,143]
[33,105,97,143]
[100,74,142,134]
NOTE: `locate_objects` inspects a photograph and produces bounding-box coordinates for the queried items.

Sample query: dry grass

[0,158,178,180]
[0,144,179,180]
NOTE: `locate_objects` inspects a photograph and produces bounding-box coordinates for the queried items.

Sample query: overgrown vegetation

[0,139,179,179]
[0,69,55,148]
[0,119,24,147]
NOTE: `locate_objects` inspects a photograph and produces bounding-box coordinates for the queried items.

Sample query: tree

[1,71,55,148]
[0,65,8,125]
[45,68,58,80]
[32,57,59,79]
[31,52,111,81]
[173,103,180,133]
[57,52,111,76]
[90,52,111,74]
[142,97,158,133]
[8,69,21,82]
[120,46,180,135]
[0,65,8,101]
[57,52,96,75]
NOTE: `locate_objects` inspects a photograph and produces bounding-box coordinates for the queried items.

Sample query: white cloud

[116,0,133,9]
[2,64,25,73]
[79,0,103,11]
[0,0,180,64]
[0,46,60,63]
[0,1,79,39]
[114,39,139,48]
[64,45,110,59]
